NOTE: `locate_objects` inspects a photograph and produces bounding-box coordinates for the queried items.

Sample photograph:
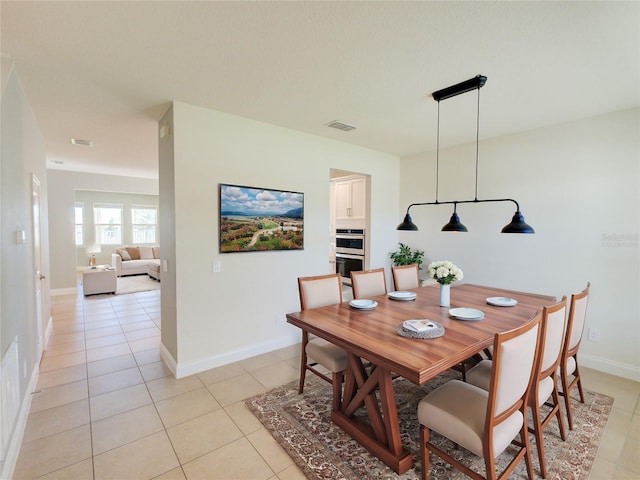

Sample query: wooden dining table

[286,282,555,474]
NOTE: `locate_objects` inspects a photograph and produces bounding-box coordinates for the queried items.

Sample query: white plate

[403,319,437,332]
[388,291,417,301]
[486,297,517,307]
[349,299,378,310]
[449,307,484,321]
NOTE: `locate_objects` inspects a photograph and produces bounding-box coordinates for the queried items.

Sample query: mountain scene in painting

[219,184,304,252]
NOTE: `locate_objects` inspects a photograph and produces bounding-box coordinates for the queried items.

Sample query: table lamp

[86,245,101,267]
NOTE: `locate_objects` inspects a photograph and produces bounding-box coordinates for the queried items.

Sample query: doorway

[32,174,45,358]
[329,169,371,279]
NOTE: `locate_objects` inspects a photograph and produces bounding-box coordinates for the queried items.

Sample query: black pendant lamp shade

[441,209,468,232]
[397,213,418,231]
[440,203,468,232]
[501,211,535,234]
[397,74,535,234]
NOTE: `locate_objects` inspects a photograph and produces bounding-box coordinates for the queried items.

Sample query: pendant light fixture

[397,75,535,234]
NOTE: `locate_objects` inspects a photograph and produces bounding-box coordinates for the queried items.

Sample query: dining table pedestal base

[330,353,414,475]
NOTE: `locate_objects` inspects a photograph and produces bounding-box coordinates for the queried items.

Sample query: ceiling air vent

[326,120,357,132]
[70,138,93,147]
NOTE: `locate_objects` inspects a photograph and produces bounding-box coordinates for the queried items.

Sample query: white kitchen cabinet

[334,176,366,223]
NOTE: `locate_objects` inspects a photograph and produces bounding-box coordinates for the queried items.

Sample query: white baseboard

[1,364,39,480]
[50,287,77,296]
[159,343,177,377]
[173,333,300,379]
[580,353,640,382]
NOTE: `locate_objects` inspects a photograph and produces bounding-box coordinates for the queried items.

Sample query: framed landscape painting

[219,184,304,253]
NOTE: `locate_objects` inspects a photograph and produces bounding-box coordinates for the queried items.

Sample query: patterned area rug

[245,371,612,480]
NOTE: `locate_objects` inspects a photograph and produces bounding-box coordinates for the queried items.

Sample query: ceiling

[2,1,639,179]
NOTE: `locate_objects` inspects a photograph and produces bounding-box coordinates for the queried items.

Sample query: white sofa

[112,246,160,277]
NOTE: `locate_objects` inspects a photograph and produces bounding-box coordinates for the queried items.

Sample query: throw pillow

[139,246,154,259]
[152,246,160,259]
[126,247,141,260]
[116,248,131,261]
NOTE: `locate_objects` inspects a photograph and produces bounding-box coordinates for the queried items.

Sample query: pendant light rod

[435,100,440,202]
[474,85,480,201]
[402,197,522,215]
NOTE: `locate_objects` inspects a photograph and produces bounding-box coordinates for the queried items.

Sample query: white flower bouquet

[427,260,463,285]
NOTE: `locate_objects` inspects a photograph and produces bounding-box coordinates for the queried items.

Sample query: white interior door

[32,175,44,359]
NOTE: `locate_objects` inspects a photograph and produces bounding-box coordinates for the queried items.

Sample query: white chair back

[298,274,342,310]
[392,264,420,291]
[351,268,387,299]
[568,289,589,351]
[491,314,541,417]
[540,300,566,373]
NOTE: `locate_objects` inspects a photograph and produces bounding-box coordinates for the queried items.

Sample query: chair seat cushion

[418,379,523,458]
[565,356,577,376]
[537,376,555,406]
[306,338,348,372]
[466,359,492,391]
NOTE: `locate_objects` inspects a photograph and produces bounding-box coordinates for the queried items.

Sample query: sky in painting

[220,185,303,215]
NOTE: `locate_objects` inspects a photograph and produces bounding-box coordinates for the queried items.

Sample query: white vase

[439,283,450,307]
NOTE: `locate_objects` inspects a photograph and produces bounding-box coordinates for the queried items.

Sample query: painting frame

[219,183,304,253]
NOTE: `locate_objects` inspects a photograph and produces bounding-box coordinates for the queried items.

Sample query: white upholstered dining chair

[559,282,590,430]
[350,267,387,299]
[418,311,542,480]
[391,263,420,291]
[297,273,347,411]
[467,298,568,478]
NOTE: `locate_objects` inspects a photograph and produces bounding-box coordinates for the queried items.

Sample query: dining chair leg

[298,333,309,394]
[522,424,535,480]
[564,365,585,431]
[575,364,585,403]
[298,362,307,394]
[552,387,567,441]
[530,401,547,478]
[560,367,582,431]
[561,382,574,430]
[420,425,429,480]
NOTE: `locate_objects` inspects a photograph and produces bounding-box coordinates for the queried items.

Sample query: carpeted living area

[245,371,612,480]
[116,274,160,295]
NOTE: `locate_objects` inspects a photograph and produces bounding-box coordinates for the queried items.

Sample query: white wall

[165,102,400,376]
[0,69,49,478]
[400,108,640,380]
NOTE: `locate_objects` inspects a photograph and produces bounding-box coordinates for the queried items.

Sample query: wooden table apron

[286,283,554,474]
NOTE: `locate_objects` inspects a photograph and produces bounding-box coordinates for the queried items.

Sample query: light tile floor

[11,288,640,479]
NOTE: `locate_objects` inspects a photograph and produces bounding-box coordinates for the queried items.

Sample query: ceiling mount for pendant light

[397,74,535,234]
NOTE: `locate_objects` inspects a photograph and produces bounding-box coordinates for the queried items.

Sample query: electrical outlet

[588,327,601,342]
[212,260,221,273]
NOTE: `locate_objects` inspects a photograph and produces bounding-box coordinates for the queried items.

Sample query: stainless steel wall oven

[335,228,365,284]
